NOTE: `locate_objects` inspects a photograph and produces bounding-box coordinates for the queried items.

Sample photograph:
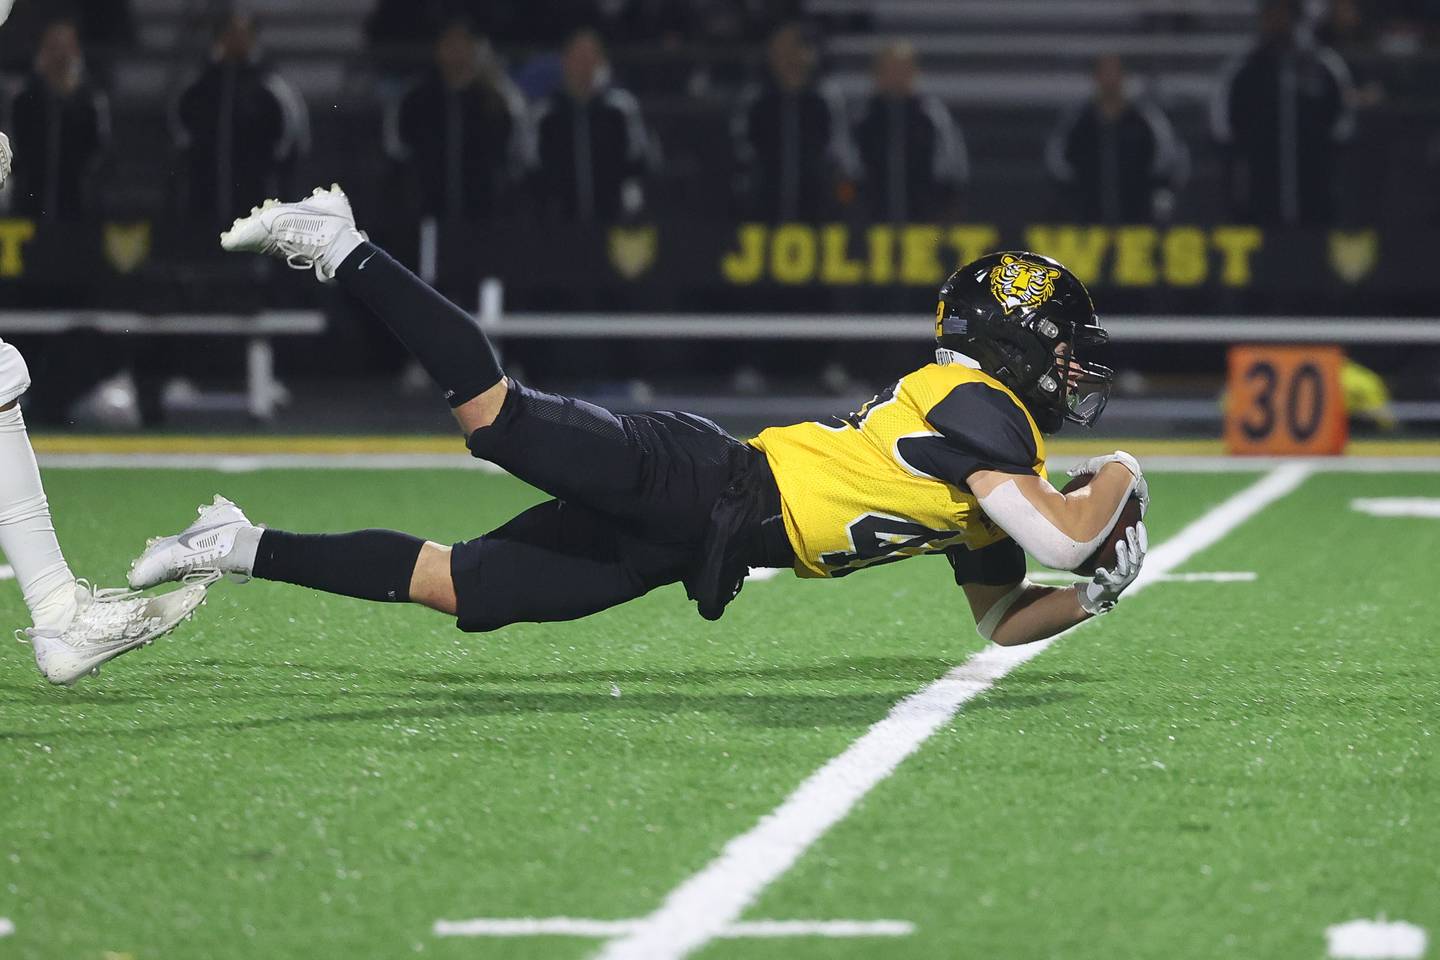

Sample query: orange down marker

[1224,345,1348,456]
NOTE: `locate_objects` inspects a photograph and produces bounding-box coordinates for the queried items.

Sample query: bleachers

[12,0,1438,224]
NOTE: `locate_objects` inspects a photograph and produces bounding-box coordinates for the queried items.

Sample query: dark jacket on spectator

[853,93,967,221]
[532,85,649,222]
[8,74,109,219]
[733,79,853,221]
[0,1,134,74]
[172,59,306,221]
[390,69,522,219]
[1047,100,1185,222]
[1211,38,1355,225]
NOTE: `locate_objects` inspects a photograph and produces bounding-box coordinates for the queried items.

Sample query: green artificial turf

[1,468,1434,960]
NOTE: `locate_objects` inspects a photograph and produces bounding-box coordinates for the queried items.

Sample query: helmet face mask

[936,251,1114,434]
[1053,339,1114,430]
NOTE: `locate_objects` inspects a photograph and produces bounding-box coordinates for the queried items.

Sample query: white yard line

[434,918,911,938]
[1351,497,1440,519]
[593,463,1313,960]
[437,918,638,937]
[718,920,913,938]
[1057,455,1440,474]
[1028,570,1257,584]
[31,452,1440,473]
[1326,918,1428,959]
[35,453,505,472]
[0,918,12,937]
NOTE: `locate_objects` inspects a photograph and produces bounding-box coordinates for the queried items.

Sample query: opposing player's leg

[0,341,74,628]
[0,341,209,685]
[129,495,687,632]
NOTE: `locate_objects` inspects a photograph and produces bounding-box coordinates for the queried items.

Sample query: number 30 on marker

[1224,345,1347,456]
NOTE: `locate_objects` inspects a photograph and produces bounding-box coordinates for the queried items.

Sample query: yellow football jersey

[750,363,1047,578]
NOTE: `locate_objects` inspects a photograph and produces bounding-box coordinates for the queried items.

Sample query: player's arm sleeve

[946,537,1025,587]
[386,84,418,160]
[1139,101,1185,184]
[264,73,309,161]
[817,83,859,180]
[923,95,967,186]
[87,88,111,157]
[896,381,1039,490]
[731,85,758,168]
[607,87,651,173]
[1316,47,1357,142]
[1045,106,1081,182]
[171,77,199,148]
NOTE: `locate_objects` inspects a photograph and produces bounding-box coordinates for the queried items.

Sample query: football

[1061,473,1145,577]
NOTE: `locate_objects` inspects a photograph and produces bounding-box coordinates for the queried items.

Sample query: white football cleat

[129,495,258,589]
[19,579,211,687]
[219,184,364,282]
[0,131,11,189]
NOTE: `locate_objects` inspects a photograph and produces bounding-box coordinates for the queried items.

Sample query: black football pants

[333,244,759,632]
[450,381,755,631]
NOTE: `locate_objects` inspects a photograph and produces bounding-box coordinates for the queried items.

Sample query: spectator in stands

[0,0,134,75]
[852,41,967,222]
[171,12,309,223]
[365,0,576,74]
[1318,0,1386,106]
[7,16,109,219]
[388,19,524,220]
[531,29,652,222]
[1046,55,1186,223]
[683,0,806,44]
[732,22,854,221]
[1211,0,1355,225]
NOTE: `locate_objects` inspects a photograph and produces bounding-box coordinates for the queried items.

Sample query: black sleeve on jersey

[896,381,1039,489]
[946,537,1026,587]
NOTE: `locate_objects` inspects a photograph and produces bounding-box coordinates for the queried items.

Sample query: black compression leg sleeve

[335,243,504,407]
[252,529,426,603]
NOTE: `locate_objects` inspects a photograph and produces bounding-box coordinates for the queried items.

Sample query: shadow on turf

[168,656,1099,689]
[0,658,1091,738]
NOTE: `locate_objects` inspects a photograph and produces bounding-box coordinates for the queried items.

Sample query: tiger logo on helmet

[989,255,1061,314]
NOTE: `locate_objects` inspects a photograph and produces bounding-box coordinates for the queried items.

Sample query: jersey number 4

[821,513,960,576]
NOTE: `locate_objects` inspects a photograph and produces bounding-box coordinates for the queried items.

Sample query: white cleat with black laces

[219,184,365,282]
[129,495,259,590]
[19,579,211,686]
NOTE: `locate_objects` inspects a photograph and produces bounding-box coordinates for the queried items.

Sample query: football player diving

[129,186,1149,648]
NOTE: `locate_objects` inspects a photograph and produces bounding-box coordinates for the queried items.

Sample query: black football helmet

[935,251,1113,434]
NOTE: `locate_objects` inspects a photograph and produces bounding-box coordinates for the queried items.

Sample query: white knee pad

[0,340,31,407]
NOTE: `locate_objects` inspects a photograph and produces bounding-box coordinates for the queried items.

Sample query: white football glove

[0,132,10,190]
[1076,522,1147,615]
[1067,449,1149,518]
